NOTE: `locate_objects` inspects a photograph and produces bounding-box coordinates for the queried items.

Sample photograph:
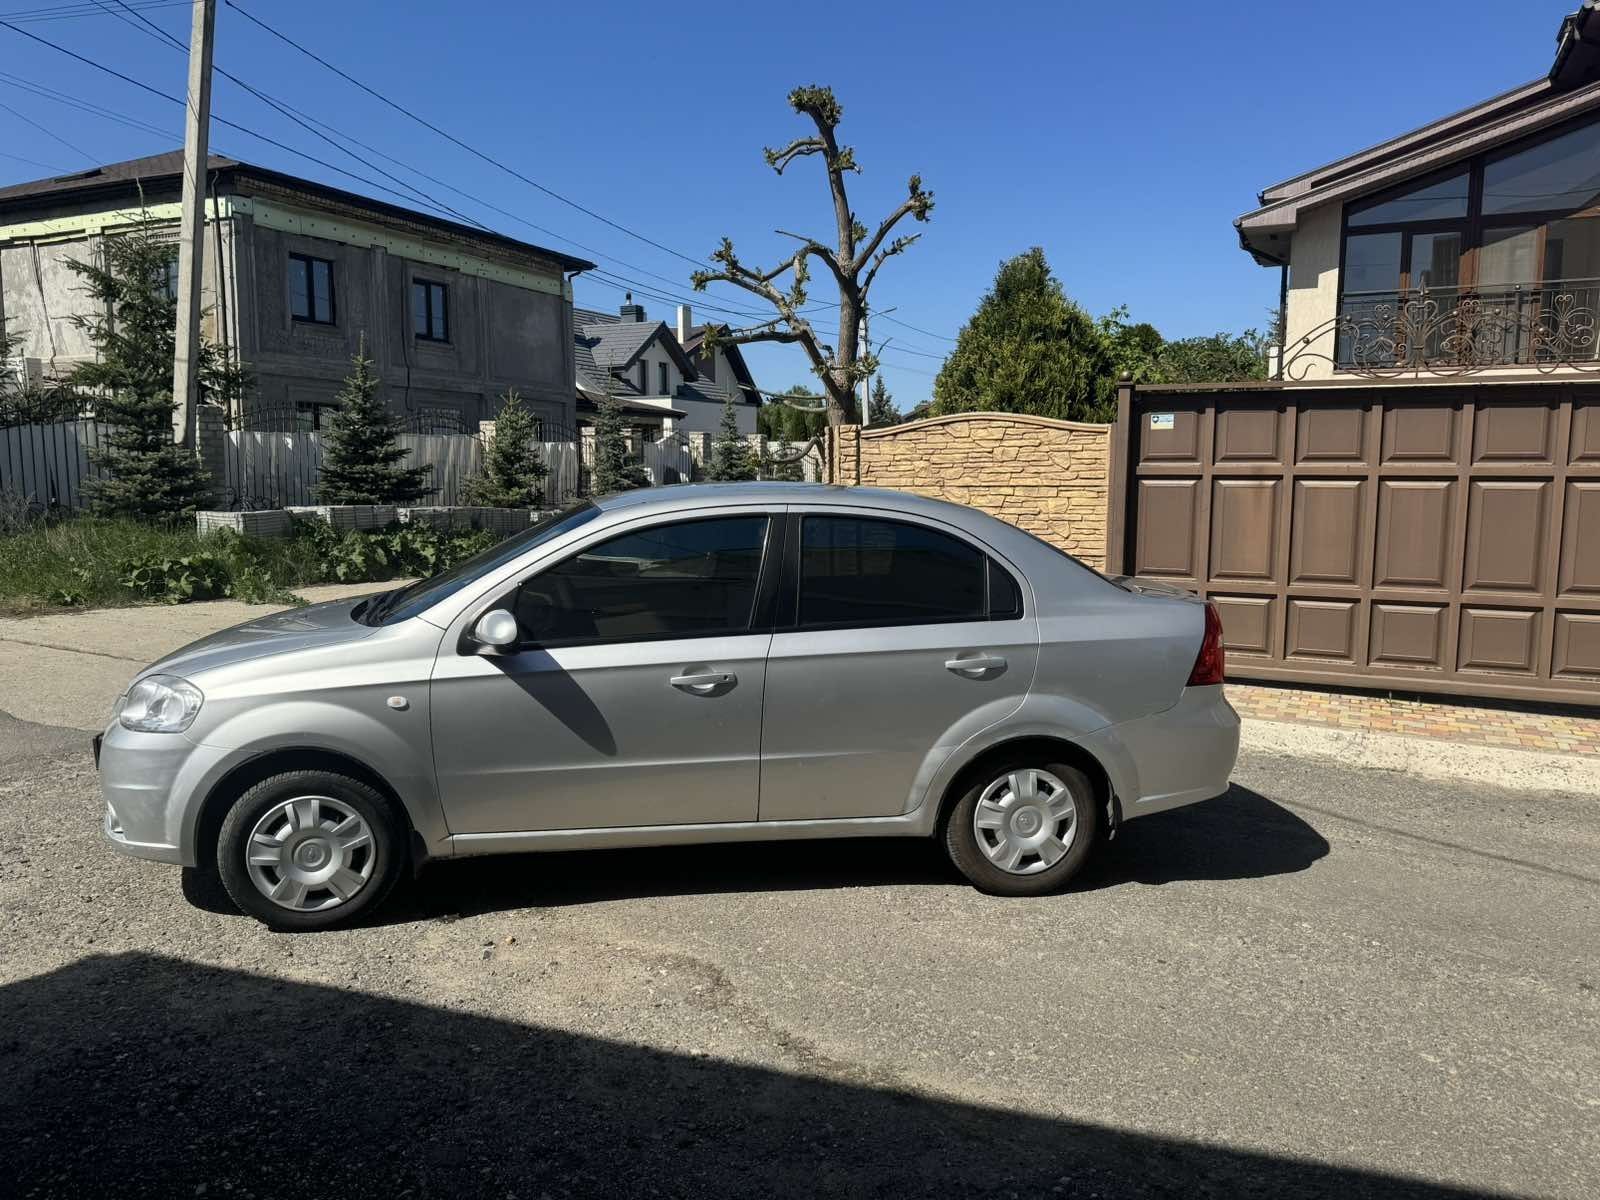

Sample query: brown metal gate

[1108,379,1600,707]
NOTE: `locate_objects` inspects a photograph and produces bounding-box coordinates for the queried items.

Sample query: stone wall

[831,412,1112,568]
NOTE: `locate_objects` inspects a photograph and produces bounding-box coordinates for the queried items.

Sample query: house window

[160,257,180,303]
[288,254,335,324]
[412,280,449,342]
[638,360,649,392]
[1336,111,1600,368]
[658,362,669,395]
[295,402,335,431]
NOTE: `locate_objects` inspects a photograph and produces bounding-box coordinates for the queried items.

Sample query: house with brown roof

[0,151,592,433]
[1237,1,1600,380]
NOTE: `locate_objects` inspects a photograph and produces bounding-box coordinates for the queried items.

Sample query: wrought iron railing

[1281,278,1600,379]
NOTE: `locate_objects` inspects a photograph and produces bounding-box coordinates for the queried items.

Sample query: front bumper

[1077,684,1240,820]
[97,722,230,867]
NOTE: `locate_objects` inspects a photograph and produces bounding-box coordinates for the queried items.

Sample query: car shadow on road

[0,952,1496,1199]
[360,782,1326,922]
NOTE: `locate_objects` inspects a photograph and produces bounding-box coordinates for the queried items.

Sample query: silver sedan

[97,484,1240,930]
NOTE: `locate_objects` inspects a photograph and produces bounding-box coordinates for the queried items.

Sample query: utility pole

[859,306,871,427]
[171,0,216,447]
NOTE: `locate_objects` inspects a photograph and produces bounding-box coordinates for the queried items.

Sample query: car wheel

[216,769,404,931]
[943,760,1099,896]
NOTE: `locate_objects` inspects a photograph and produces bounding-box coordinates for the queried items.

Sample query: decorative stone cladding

[830,413,1112,568]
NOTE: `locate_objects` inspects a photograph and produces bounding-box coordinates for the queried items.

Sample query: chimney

[618,291,646,322]
[676,304,693,345]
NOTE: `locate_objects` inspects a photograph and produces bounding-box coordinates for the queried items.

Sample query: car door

[759,509,1040,821]
[430,510,779,834]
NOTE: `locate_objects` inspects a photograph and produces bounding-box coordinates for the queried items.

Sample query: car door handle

[670,671,736,693]
[945,654,1007,676]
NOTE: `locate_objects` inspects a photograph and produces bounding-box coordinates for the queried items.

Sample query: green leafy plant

[118,551,233,604]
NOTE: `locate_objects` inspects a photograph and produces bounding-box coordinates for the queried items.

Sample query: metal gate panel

[1114,381,1600,707]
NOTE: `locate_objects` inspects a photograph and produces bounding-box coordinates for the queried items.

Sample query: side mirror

[472,609,520,653]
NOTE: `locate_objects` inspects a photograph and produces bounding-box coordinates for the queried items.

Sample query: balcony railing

[1281,279,1600,379]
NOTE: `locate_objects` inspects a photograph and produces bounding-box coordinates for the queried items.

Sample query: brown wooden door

[1122,383,1600,707]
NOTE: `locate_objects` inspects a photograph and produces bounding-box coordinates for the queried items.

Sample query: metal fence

[0,417,110,514]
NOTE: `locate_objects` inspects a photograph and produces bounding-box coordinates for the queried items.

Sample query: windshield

[363,501,601,626]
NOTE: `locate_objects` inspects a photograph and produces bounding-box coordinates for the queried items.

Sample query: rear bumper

[1077,684,1240,820]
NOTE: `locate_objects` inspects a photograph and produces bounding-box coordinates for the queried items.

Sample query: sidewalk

[1230,682,1600,758]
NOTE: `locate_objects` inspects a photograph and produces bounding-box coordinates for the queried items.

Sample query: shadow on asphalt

[184,784,1328,923]
[0,952,1488,1199]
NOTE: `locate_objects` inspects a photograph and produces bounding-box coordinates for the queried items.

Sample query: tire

[943,759,1100,896]
[215,769,405,931]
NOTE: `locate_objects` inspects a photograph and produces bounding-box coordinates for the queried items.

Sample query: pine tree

[707,392,757,481]
[867,376,900,426]
[67,213,212,518]
[464,388,547,507]
[314,337,430,504]
[591,388,646,494]
[933,247,1114,423]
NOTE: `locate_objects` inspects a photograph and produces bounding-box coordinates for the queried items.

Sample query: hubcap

[972,768,1078,876]
[245,795,375,913]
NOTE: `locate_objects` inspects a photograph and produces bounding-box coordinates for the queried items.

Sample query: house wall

[0,220,234,377]
[0,194,576,432]
[236,210,574,431]
[1283,201,1342,381]
[631,340,687,400]
[673,392,757,436]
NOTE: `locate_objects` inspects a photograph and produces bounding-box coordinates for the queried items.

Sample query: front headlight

[118,674,204,733]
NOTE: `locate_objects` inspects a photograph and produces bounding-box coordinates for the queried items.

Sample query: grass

[0,516,496,615]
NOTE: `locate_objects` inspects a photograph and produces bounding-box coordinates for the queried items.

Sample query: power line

[879,313,957,342]
[0,94,95,162]
[224,0,713,271]
[0,0,181,21]
[0,70,172,139]
[97,0,493,232]
[0,16,495,225]
[0,147,72,172]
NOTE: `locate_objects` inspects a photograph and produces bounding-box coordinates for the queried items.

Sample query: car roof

[594,483,986,525]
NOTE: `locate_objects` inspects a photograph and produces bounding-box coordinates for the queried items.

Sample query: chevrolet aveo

[98,484,1239,930]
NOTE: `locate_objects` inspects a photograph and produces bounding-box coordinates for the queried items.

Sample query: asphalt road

[1,705,1596,1199]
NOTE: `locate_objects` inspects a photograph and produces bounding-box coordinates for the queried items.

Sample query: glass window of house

[1409,231,1461,290]
[412,280,448,342]
[288,254,335,324]
[658,362,669,395]
[1342,232,1403,294]
[1347,172,1469,226]
[1482,120,1600,215]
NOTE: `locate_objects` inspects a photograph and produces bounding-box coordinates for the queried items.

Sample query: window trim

[782,510,1024,633]
[412,278,450,343]
[483,511,783,652]
[288,252,336,326]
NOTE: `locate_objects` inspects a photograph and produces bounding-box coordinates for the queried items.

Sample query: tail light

[1187,601,1226,687]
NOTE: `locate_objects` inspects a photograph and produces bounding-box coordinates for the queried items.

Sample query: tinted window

[988,558,1022,619]
[799,516,984,628]
[370,502,601,626]
[1482,118,1600,215]
[514,516,769,645]
[413,280,448,341]
[1347,171,1469,226]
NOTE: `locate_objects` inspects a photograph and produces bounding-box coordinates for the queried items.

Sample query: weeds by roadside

[0,516,501,613]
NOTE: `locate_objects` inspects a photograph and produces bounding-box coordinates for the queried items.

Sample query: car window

[988,558,1023,620]
[368,501,601,626]
[511,515,770,645]
[798,515,986,629]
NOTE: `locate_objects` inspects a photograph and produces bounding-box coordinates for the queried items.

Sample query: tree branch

[852,175,935,273]
[861,233,922,297]
[775,229,847,287]
[763,137,826,174]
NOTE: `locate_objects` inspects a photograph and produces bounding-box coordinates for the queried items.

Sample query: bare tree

[691,85,933,425]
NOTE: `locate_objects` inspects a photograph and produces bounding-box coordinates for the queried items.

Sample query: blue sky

[0,0,1579,405]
